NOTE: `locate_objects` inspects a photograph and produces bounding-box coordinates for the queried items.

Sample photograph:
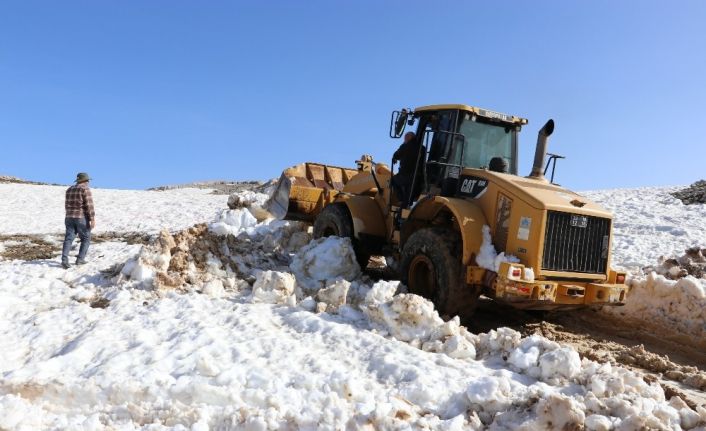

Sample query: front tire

[400,227,479,320]
[313,203,370,269]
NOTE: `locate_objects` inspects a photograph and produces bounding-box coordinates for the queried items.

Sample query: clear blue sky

[1,1,704,190]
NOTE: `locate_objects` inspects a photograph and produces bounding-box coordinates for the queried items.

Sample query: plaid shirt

[65,182,95,221]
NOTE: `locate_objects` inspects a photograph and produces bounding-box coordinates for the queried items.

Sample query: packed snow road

[0,182,705,430]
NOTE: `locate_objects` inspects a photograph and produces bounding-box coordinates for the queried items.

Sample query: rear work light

[511,268,522,278]
[616,274,626,284]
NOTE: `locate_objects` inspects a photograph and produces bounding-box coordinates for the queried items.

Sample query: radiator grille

[541,211,611,274]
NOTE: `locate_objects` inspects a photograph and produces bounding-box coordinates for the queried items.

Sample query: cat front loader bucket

[264,162,359,221]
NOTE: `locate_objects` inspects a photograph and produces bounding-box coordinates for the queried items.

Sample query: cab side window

[425,110,456,186]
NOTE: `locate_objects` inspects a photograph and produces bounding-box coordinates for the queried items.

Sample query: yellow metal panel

[406,196,487,266]
[555,284,587,305]
[585,283,627,304]
[345,195,387,239]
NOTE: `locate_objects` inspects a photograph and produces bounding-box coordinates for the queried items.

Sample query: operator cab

[390,104,527,200]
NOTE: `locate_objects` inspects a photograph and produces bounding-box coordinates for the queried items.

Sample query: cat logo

[458,176,489,199]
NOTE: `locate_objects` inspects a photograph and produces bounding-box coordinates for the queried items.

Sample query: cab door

[418,109,465,195]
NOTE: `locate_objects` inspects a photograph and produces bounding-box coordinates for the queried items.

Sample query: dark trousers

[392,174,416,208]
[62,217,91,263]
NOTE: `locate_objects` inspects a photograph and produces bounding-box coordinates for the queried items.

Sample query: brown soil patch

[0,232,154,261]
[149,179,276,196]
[0,175,53,185]
[89,297,111,308]
[0,235,58,260]
[92,232,152,245]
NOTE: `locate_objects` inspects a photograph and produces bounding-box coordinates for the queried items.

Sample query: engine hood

[463,169,612,219]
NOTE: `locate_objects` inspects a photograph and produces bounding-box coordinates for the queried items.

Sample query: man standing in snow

[61,172,95,269]
[392,131,423,207]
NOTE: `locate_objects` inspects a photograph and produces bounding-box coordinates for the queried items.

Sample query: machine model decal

[458,175,489,199]
[517,216,531,240]
[570,214,588,228]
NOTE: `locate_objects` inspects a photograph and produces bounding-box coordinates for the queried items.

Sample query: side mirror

[389,109,409,138]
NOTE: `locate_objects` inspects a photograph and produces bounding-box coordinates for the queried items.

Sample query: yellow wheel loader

[265,104,629,319]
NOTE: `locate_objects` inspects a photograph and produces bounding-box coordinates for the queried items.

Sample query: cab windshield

[456,112,517,174]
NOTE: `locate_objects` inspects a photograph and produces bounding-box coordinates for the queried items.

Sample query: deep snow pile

[585,186,706,343]
[614,272,706,341]
[1,185,706,429]
[4,238,706,429]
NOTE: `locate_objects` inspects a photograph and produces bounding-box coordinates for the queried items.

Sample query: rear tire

[313,203,371,269]
[400,227,479,320]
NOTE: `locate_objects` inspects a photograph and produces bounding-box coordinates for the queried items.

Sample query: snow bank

[586,186,706,356]
[606,272,706,340]
[476,225,520,272]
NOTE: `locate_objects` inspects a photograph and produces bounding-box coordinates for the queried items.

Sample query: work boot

[75,259,87,266]
[61,261,71,269]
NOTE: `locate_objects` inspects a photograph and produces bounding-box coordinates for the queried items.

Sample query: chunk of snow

[316,279,350,312]
[202,279,225,298]
[290,236,361,290]
[585,414,612,431]
[251,270,296,305]
[476,225,520,271]
[539,347,582,382]
[532,394,586,430]
[364,280,400,305]
[209,208,259,236]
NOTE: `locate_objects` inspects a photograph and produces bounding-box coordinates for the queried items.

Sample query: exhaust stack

[530,119,555,179]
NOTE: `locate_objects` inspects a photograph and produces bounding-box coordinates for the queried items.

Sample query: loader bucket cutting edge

[264,173,293,220]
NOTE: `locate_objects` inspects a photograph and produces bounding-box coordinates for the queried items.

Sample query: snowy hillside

[585,187,706,343]
[0,184,227,235]
[0,183,705,430]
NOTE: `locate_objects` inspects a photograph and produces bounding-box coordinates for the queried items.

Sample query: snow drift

[1,184,706,429]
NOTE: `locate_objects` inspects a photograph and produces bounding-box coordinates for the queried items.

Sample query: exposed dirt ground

[0,175,54,185]
[0,232,152,261]
[0,235,58,261]
[148,179,276,195]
